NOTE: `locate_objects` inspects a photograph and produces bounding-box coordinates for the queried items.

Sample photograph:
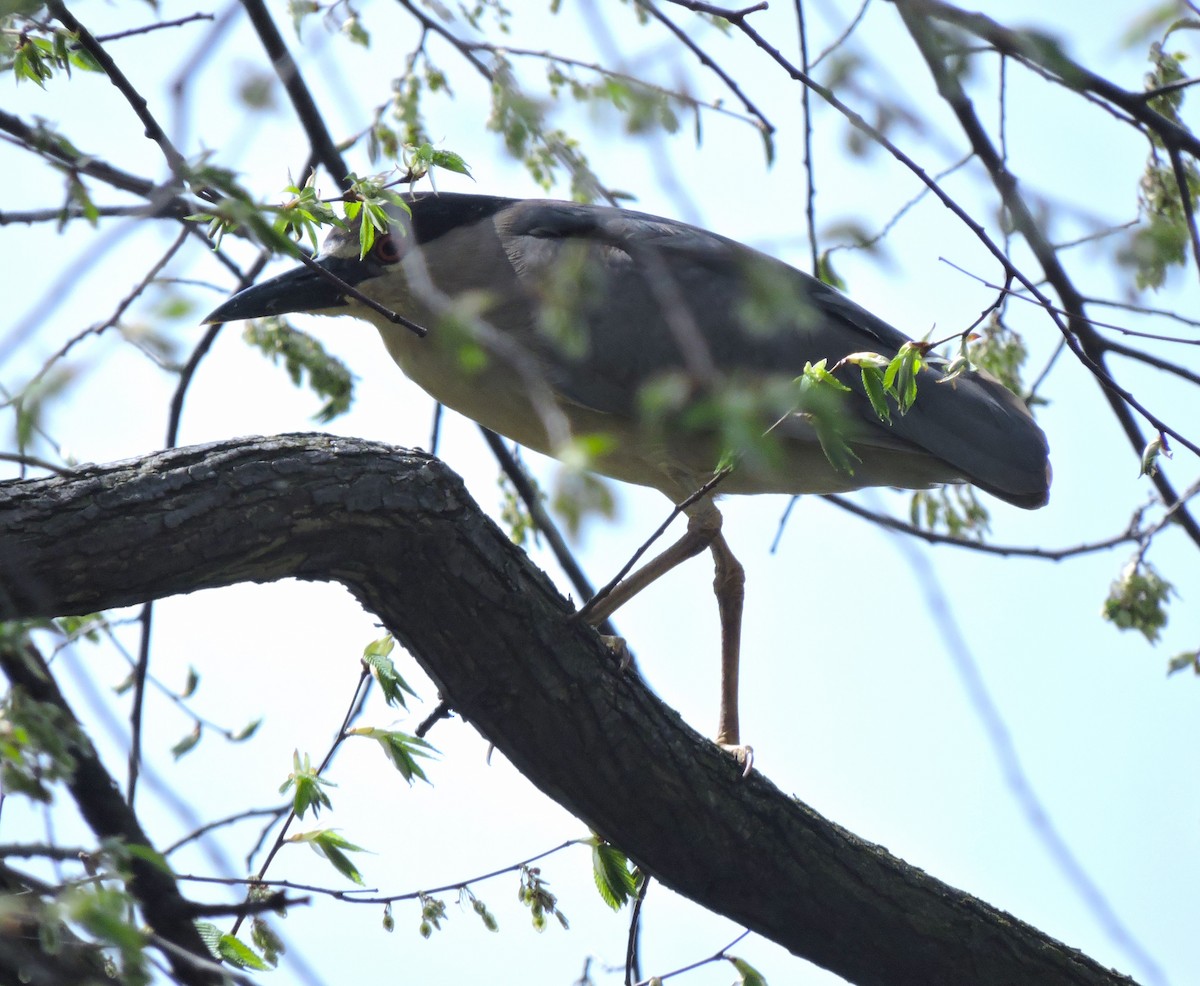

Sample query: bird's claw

[598,633,635,672]
[720,743,754,777]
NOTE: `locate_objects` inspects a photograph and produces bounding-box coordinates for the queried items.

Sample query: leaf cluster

[518,864,569,931]
[8,24,102,87]
[242,317,355,423]
[1122,39,1200,289]
[1102,558,1174,643]
[0,681,83,803]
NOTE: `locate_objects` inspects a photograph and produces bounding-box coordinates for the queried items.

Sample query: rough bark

[0,433,1138,986]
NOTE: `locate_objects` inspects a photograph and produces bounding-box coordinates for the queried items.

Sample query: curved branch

[0,434,1140,986]
[0,639,216,985]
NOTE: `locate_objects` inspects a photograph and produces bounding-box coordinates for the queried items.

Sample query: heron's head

[202,205,419,325]
[203,195,519,327]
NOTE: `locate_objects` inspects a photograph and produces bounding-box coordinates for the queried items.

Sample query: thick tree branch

[0,434,1139,986]
[0,640,217,985]
[0,862,115,986]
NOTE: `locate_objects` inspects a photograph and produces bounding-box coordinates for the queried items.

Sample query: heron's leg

[579,512,717,625]
[710,530,745,749]
[581,502,750,763]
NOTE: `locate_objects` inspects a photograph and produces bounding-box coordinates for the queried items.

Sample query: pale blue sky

[1,2,1196,984]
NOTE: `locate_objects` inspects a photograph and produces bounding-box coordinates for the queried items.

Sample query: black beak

[204,256,368,323]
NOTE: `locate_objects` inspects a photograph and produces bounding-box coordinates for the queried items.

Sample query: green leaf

[274,173,342,252]
[1140,434,1171,476]
[243,318,355,422]
[180,666,199,699]
[795,360,859,476]
[882,342,924,413]
[64,884,148,981]
[908,487,991,541]
[250,917,285,967]
[56,613,104,644]
[361,635,417,708]
[170,721,202,760]
[119,843,173,876]
[347,727,435,784]
[429,147,473,177]
[341,12,370,46]
[730,956,769,986]
[289,829,368,885]
[278,750,335,818]
[289,0,320,37]
[195,920,223,957]
[460,888,500,932]
[0,688,84,803]
[859,364,891,423]
[230,718,262,742]
[418,893,447,937]
[551,466,617,540]
[13,39,52,87]
[518,865,567,932]
[967,317,1027,395]
[799,358,851,393]
[217,933,271,971]
[1102,559,1174,642]
[816,249,846,290]
[1167,649,1199,676]
[590,839,638,910]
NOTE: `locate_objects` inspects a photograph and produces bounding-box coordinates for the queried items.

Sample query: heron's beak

[204,256,367,323]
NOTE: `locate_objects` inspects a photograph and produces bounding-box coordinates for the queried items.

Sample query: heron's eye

[372,232,402,264]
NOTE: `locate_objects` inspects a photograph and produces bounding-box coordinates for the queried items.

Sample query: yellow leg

[581,501,749,758]
[710,530,745,748]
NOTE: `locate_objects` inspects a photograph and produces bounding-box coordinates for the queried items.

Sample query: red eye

[372,232,402,264]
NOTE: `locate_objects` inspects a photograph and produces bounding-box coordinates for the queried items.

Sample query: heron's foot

[598,633,636,672]
[719,742,754,777]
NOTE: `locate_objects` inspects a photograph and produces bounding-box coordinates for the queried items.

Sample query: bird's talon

[598,633,634,672]
[720,743,754,777]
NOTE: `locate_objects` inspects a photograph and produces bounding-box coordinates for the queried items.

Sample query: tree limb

[0,640,218,986]
[0,434,1140,986]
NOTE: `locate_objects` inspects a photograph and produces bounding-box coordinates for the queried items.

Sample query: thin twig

[577,467,732,621]
[233,667,374,933]
[1168,142,1200,283]
[96,13,214,42]
[625,875,650,985]
[465,42,766,130]
[479,428,616,636]
[636,1,776,142]
[46,3,191,180]
[795,0,820,276]
[4,228,190,414]
[178,838,583,906]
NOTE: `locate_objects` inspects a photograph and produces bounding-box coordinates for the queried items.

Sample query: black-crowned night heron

[206,192,1050,754]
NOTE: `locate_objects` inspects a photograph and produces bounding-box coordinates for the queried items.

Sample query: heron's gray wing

[498,200,1048,506]
[498,200,884,405]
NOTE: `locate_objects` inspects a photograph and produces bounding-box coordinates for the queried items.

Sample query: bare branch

[898,0,1200,157]
[45,2,191,181]
[0,638,217,985]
